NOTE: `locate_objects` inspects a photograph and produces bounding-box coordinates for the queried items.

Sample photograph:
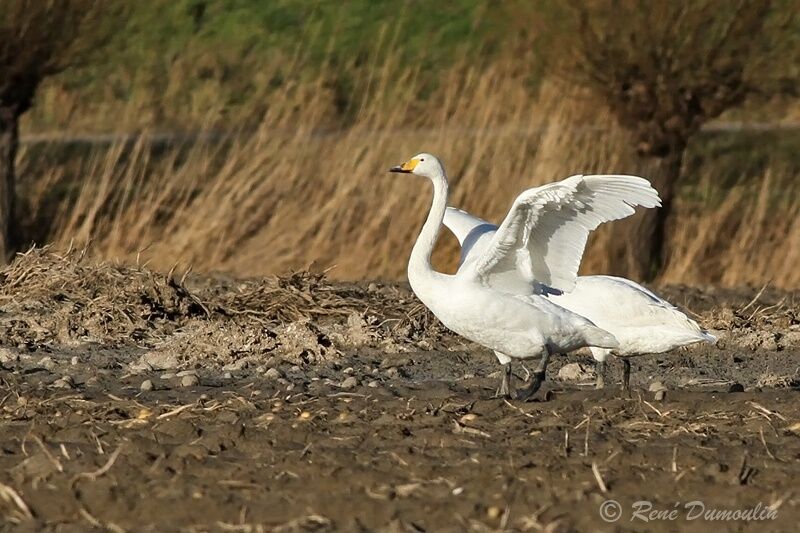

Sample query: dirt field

[0,249,798,532]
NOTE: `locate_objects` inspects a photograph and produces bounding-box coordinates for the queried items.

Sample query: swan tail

[582,326,619,350]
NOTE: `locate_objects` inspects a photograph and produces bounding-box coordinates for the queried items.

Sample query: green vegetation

[30,0,532,131]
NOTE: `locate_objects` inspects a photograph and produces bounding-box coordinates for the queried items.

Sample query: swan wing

[460,175,661,292]
[552,276,716,349]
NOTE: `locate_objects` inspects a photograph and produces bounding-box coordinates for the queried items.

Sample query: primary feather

[459,175,661,294]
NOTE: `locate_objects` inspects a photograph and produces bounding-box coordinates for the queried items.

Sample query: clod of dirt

[264,368,282,380]
[133,351,180,371]
[649,381,667,400]
[51,377,73,389]
[557,362,594,381]
[340,376,359,389]
[0,347,18,364]
[181,375,200,387]
[38,356,57,372]
[779,331,800,349]
[275,321,339,364]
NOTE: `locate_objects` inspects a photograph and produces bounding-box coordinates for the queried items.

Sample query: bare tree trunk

[604,149,683,281]
[0,106,19,262]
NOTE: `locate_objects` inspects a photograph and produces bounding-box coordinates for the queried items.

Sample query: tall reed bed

[15,53,800,288]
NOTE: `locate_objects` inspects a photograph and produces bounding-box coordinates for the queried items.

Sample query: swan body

[443,206,716,391]
[390,153,661,398]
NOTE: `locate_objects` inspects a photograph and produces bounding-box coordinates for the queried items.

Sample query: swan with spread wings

[389,153,660,399]
[443,206,715,394]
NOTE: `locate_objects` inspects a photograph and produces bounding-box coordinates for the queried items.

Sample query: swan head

[389,153,444,179]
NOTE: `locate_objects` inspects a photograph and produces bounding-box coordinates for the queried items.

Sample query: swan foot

[494,363,514,399]
[622,359,632,396]
[516,348,551,402]
[516,370,546,401]
[595,361,606,389]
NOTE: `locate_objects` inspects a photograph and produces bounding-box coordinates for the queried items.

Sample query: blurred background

[1,0,798,287]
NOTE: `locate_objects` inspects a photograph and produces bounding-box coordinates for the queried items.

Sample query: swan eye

[420,158,425,162]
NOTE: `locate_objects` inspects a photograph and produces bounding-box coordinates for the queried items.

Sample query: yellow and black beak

[389,158,419,173]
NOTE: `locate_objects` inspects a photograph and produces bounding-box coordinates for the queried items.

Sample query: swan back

[550,275,715,354]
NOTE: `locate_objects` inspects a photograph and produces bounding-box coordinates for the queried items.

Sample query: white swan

[389,153,661,399]
[443,206,716,393]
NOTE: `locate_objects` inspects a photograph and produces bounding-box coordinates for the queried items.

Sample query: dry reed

[14,50,800,288]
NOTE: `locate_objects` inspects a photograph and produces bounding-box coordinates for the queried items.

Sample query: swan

[443,206,716,393]
[389,153,661,399]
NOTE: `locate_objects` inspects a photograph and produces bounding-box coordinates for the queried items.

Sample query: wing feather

[461,174,661,292]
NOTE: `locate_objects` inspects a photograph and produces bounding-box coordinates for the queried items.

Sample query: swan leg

[595,360,606,389]
[516,348,551,402]
[622,359,632,394]
[494,363,514,398]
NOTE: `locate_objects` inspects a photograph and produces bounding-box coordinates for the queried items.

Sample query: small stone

[265,368,282,380]
[385,367,399,378]
[160,373,176,380]
[381,357,411,369]
[291,365,302,373]
[649,381,667,401]
[140,379,154,391]
[0,348,19,364]
[38,356,57,372]
[728,383,745,393]
[138,352,180,371]
[340,376,359,389]
[176,370,197,377]
[70,356,79,365]
[223,372,233,379]
[487,506,502,519]
[51,378,72,389]
[181,375,200,387]
[367,380,380,388]
[84,377,100,388]
[557,363,593,381]
[342,367,355,375]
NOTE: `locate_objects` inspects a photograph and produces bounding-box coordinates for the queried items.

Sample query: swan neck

[409,173,448,276]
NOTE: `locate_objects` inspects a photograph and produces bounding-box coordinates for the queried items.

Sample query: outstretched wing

[458,175,660,293]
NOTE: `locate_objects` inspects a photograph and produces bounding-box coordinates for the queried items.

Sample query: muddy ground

[0,249,798,532]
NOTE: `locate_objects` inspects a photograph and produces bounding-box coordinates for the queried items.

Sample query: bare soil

[0,249,799,532]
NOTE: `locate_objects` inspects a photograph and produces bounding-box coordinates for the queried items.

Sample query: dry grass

[14,53,800,288]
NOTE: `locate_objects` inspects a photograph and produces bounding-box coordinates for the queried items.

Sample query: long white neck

[408,172,448,284]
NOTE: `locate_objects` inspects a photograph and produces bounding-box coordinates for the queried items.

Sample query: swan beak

[389,158,419,173]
